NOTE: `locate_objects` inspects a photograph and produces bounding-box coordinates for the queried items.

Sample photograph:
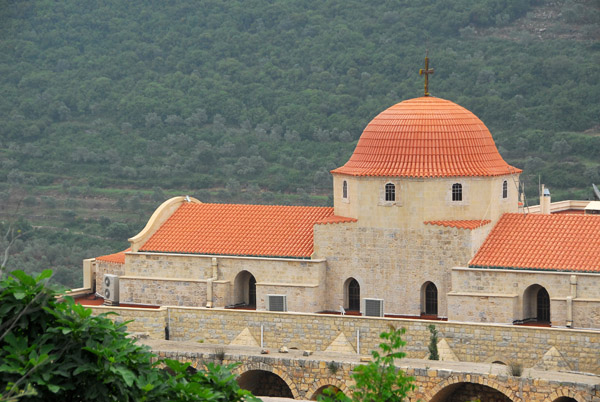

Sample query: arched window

[347,278,360,311]
[523,284,550,324]
[342,180,348,199]
[452,183,462,202]
[537,288,550,323]
[385,183,395,201]
[424,282,438,315]
[502,180,508,199]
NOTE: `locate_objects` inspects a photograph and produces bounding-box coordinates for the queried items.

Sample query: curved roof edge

[129,196,201,252]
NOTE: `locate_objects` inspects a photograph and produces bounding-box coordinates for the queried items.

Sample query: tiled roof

[469,213,600,272]
[315,215,357,225]
[140,203,335,258]
[96,248,130,264]
[424,220,491,230]
[332,97,521,178]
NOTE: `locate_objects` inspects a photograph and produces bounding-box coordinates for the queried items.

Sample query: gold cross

[419,51,434,96]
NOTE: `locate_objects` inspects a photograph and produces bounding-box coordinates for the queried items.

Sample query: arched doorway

[344,278,360,312]
[553,398,578,402]
[233,271,257,308]
[422,281,438,316]
[523,284,550,324]
[237,370,293,398]
[429,382,512,402]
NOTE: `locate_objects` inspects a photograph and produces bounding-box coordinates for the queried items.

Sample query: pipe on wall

[206,257,218,308]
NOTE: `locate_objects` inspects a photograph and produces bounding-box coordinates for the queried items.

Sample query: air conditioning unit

[363,298,384,317]
[103,274,120,306]
[266,294,287,312]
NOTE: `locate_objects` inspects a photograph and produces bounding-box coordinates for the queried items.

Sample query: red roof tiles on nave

[96,248,130,264]
[424,220,491,230]
[332,97,521,178]
[140,203,337,258]
[469,213,600,272]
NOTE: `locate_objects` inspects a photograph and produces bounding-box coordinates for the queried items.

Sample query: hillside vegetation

[1,0,599,287]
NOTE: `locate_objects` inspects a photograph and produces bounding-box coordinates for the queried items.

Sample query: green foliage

[428,324,439,361]
[318,326,415,402]
[0,0,598,286]
[0,270,259,402]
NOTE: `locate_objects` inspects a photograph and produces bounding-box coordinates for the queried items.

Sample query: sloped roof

[316,215,358,225]
[425,220,491,230]
[469,213,600,272]
[139,203,336,258]
[96,248,130,264]
[332,97,521,178]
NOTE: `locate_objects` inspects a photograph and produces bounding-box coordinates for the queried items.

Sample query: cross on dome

[419,51,434,96]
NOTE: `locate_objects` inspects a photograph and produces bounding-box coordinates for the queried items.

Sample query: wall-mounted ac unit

[363,298,384,317]
[266,294,287,312]
[103,274,119,305]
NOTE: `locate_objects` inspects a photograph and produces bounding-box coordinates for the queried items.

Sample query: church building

[85,69,600,330]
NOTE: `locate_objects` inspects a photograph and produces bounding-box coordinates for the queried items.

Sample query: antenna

[185,195,191,202]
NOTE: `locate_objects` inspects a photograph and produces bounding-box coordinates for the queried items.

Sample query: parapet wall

[89,305,600,375]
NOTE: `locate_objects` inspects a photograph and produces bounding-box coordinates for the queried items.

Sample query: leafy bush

[318,325,415,402]
[0,270,259,402]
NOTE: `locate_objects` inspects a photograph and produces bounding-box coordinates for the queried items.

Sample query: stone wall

[152,347,598,401]
[92,305,600,375]
[331,175,518,229]
[118,253,328,311]
[450,267,600,328]
[313,222,491,317]
[94,260,125,295]
[89,305,167,339]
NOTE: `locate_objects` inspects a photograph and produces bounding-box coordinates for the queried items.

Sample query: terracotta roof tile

[424,220,491,230]
[96,248,130,264]
[469,213,600,272]
[332,97,521,178]
[315,215,357,225]
[140,203,334,258]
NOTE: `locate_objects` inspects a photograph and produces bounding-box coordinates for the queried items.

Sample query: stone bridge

[144,340,599,402]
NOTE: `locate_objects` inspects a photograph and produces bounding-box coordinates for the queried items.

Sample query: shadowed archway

[237,370,293,398]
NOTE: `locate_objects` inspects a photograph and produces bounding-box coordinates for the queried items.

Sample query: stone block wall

[314,222,478,317]
[162,308,600,374]
[94,260,125,296]
[119,277,207,307]
[120,252,328,311]
[450,267,600,328]
[89,305,167,339]
[88,305,600,374]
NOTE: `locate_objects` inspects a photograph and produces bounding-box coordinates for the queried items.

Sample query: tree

[319,325,415,402]
[428,324,439,361]
[0,270,259,402]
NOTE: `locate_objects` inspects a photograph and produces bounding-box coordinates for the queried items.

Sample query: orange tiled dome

[332,97,520,178]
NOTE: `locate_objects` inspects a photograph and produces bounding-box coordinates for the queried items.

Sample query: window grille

[385,183,395,202]
[452,183,462,202]
[425,282,438,315]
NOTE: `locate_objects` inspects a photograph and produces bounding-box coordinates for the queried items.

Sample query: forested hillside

[1,0,599,287]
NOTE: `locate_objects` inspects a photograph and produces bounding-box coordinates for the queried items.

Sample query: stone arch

[523,284,550,323]
[234,361,299,399]
[544,388,586,402]
[307,378,349,401]
[233,270,256,307]
[421,281,438,316]
[344,277,360,311]
[427,374,516,402]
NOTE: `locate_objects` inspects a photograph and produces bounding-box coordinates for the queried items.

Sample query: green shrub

[0,270,259,402]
